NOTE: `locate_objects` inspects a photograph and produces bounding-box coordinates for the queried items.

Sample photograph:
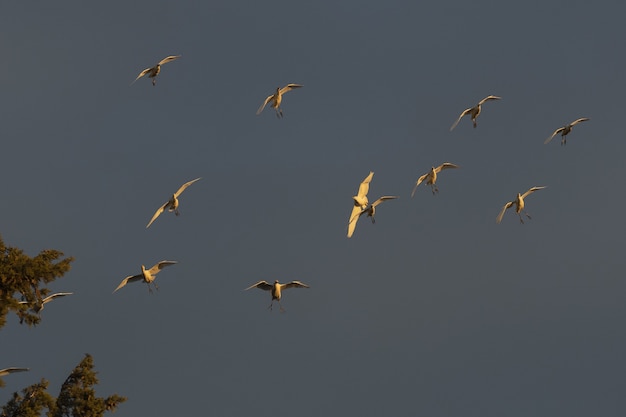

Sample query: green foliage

[52,354,126,417]
[0,235,74,328]
[1,355,126,417]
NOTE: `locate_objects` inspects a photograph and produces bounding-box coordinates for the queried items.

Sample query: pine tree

[0,235,74,328]
[1,355,126,417]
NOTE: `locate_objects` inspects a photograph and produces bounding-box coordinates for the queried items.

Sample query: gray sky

[2,1,626,416]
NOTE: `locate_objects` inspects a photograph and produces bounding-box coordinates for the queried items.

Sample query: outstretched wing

[496,201,514,224]
[450,108,472,131]
[279,84,303,95]
[256,94,275,115]
[146,202,168,228]
[435,162,459,173]
[371,196,398,208]
[41,292,73,304]
[478,95,501,105]
[347,207,363,238]
[244,280,273,291]
[411,173,429,197]
[357,171,374,198]
[570,117,589,126]
[521,186,546,200]
[130,67,153,85]
[113,274,143,293]
[158,55,182,66]
[281,281,310,290]
[148,260,178,275]
[0,368,29,377]
[174,177,202,198]
[544,127,564,144]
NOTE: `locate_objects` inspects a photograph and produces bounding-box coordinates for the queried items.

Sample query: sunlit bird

[256,84,303,118]
[544,118,590,145]
[347,172,396,238]
[450,95,501,131]
[244,280,310,312]
[19,292,73,313]
[113,261,178,293]
[0,368,29,377]
[411,162,459,196]
[131,55,181,86]
[496,186,547,224]
[146,177,201,228]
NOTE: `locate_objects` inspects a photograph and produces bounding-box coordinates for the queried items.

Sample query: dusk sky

[2,1,626,416]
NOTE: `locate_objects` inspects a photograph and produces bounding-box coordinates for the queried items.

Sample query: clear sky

[2,1,626,416]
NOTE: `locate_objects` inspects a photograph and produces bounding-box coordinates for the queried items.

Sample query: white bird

[450,95,501,131]
[544,118,590,145]
[411,162,459,196]
[113,261,178,293]
[256,84,303,118]
[347,172,396,238]
[244,280,309,312]
[0,368,29,377]
[131,55,181,86]
[496,186,547,224]
[146,177,201,228]
[18,292,73,313]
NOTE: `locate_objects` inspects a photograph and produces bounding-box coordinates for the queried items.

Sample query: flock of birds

[3,56,592,383]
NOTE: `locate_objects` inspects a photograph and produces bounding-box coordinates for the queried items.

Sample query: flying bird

[347,172,396,238]
[544,118,590,145]
[0,368,29,377]
[113,261,178,293]
[411,162,459,196]
[496,186,547,224]
[450,95,501,131]
[131,55,181,86]
[146,177,201,228]
[18,292,73,313]
[350,196,398,225]
[244,280,309,312]
[256,84,303,118]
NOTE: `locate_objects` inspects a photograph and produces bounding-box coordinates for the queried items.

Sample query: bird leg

[268,301,274,311]
[473,119,477,128]
[175,209,180,216]
[431,185,438,195]
[152,78,157,86]
[518,214,525,224]
[278,300,286,313]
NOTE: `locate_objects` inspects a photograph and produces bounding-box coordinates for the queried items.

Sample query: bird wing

[435,162,459,173]
[570,117,590,126]
[0,368,29,377]
[371,196,398,208]
[478,95,501,105]
[496,201,514,224]
[357,171,374,198]
[281,281,310,290]
[544,127,564,144]
[130,67,153,85]
[279,84,303,95]
[148,260,178,275]
[244,281,273,291]
[158,55,181,65]
[411,173,429,197]
[521,186,546,199]
[113,274,143,293]
[347,206,362,238]
[450,108,472,131]
[174,177,202,198]
[146,202,169,228]
[41,292,73,304]
[256,95,275,115]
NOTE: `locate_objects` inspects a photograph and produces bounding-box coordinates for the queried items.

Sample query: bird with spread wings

[131,55,181,86]
[146,177,201,228]
[256,84,303,118]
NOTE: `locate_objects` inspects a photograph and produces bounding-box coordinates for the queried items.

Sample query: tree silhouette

[0,235,74,328]
[1,354,126,417]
